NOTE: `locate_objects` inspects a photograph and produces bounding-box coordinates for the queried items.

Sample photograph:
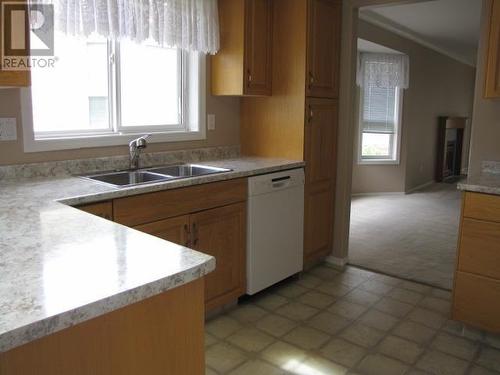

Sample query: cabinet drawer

[463,192,500,223]
[459,219,500,279]
[77,201,113,220]
[114,179,247,226]
[453,271,500,333]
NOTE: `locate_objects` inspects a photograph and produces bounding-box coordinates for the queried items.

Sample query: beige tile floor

[205,264,500,375]
[349,183,461,290]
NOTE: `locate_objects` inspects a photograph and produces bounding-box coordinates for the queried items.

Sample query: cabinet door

[244,0,273,95]
[485,0,500,98]
[191,203,246,310]
[77,201,113,220]
[134,215,190,247]
[303,98,338,261]
[306,0,341,98]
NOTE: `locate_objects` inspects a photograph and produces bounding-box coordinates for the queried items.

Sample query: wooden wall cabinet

[484,0,500,98]
[112,179,247,311]
[212,0,273,96]
[452,192,500,333]
[306,0,341,98]
[241,0,341,264]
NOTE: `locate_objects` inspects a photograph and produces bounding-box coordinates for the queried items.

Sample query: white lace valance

[53,0,220,54]
[357,52,410,89]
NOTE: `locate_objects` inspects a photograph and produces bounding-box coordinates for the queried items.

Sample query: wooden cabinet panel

[0,278,205,375]
[212,0,273,96]
[464,192,500,223]
[244,0,273,95]
[77,201,113,220]
[459,219,500,280]
[191,203,246,310]
[303,98,337,261]
[304,184,334,261]
[0,0,30,87]
[453,271,500,333]
[134,215,190,247]
[306,0,341,98]
[304,98,338,185]
[485,0,500,98]
[113,179,247,227]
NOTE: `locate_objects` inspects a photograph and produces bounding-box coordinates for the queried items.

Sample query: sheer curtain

[357,52,410,89]
[53,0,220,54]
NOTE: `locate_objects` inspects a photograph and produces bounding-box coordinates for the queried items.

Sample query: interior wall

[468,0,500,174]
[0,58,240,166]
[351,19,476,194]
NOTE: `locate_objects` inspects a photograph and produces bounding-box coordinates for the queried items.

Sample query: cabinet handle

[192,222,199,246]
[308,71,314,85]
[308,106,314,123]
[184,224,190,246]
[247,69,252,84]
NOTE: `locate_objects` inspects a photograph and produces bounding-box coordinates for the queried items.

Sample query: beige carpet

[348,183,461,290]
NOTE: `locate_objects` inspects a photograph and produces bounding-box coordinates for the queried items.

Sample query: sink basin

[146,164,232,178]
[81,164,232,188]
[83,170,174,187]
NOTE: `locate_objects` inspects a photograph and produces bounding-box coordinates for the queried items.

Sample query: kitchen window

[359,84,403,163]
[22,32,206,152]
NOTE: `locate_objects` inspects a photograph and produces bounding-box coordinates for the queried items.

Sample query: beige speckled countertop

[0,156,305,353]
[457,173,500,196]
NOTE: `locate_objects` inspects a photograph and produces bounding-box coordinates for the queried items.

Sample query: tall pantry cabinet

[239,0,341,264]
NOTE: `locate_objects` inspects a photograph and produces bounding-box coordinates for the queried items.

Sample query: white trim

[325,255,349,269]
[21,54,206,153]
[359,11,476,67]
[352,191,404,196]
[405,180,435,194]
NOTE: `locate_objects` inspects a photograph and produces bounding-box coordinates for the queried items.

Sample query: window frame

[357,86,403,165]
[21,39,206,153]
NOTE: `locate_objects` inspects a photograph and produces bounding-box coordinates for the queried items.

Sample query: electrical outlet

[0,118,17,141]
[207,114,216,130]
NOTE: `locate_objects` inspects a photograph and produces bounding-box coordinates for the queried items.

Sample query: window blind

[362,84,397,134]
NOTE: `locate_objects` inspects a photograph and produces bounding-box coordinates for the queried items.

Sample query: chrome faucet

[129,134,150,170]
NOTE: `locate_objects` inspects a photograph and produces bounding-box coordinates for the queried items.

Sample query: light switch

[0,118,17,141]
[207,114,216,130]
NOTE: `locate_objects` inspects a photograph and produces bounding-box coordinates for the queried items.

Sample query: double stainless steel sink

[81,164,232,188]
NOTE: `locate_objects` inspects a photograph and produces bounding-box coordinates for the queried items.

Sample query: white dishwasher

[246,168,304,295]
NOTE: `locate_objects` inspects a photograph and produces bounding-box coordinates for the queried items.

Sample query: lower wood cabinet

[453,191,500,333]
[76,201,113,220]
[134,215,190,247]
[110,178,248,312]
[192,203,246,310]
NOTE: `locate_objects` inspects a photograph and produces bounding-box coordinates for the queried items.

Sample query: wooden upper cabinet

[211,0,273,96]
[485,0,500,98]
[134,215,190,247]
[0,0,30,87]
[191,203,246,310]
[306,0,341,98]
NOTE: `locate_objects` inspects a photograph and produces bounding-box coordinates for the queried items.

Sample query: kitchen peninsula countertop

[457,172,500,196]
[0,157,305,353]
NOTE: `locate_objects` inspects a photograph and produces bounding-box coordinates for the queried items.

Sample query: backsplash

[481,160,500,174]
[0,145,240,179]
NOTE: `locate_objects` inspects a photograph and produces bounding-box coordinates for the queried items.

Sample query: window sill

[358,159,400,166]
[22,130,206,153]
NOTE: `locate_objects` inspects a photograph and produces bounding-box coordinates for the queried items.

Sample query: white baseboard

[405,180,435,194]
[351,191,404,197]
[325,255,349,269]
